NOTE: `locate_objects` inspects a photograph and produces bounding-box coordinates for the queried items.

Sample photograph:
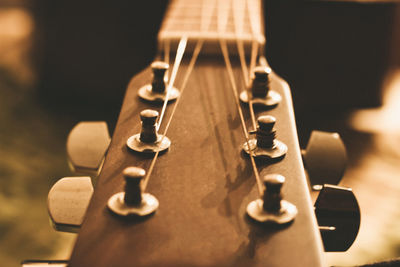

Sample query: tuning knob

[126,109,171,153]
[47,177,94,233]
[302,130,347,189]
[67,121,110,176]
[239,66,281,107]
[243,115,287,160]
[247,174,297,224]
[107,167,159,217]
[138,61,180,103]
[315,184,360,252]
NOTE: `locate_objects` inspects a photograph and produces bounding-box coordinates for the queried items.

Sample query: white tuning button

[240,66,281,107]
[138,61,180,103]
[107,167,159,217]
[247,174,297,224]
[126,109,171,153]
[243,115,287,161]
[66,121,110,176]
[47,177,93,233]
[302,130,347,190]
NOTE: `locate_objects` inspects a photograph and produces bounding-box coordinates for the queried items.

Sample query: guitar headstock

[33,0,362,266]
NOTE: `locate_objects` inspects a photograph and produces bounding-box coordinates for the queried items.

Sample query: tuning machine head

[247,174,297,224]
[239,66,281,108]
[243,115,287,160]
[47,177,94,233]
[126,109,171,153]
[108,167,159,217]
[315,184,360,252]
[67,121,110,176]
[138,61,180,103]
[302,130,347,189]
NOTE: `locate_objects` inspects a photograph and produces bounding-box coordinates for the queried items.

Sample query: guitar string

[157,36,187,131]
[247,0,263,131]
[142,40,204,191]
[233,0,258,132]
[164,39,171,79]
[218,0,263,197]
[143,0,216,191]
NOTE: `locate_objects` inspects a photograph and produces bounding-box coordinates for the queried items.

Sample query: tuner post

[247,174,297,224]
[107,167,159,217]
[138,61,180,103]
[126,109,171,153]
[239,66,281,108]
[243,115,287,160]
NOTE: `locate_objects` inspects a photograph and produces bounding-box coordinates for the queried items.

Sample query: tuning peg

[67,121,111,176]
[126,109,171,153]
[108,167,159,217]
[247,174,297,224]
[243,115,287,160]
[239,66,281,107]
[302,130,347,189]
[138,61,180,103]
[47,177,93,233]
[315,184,360,252]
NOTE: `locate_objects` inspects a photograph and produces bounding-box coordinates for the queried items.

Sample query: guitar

[64,0,327,266]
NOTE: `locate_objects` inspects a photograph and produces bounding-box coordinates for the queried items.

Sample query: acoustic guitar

[28,0,362,266]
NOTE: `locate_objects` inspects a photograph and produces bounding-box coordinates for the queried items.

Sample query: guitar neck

[158,0,265,55]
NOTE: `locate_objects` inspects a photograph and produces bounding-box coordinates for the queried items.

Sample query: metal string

[218,0,263,196]
[157,36,187,131]
[142,0,216,191]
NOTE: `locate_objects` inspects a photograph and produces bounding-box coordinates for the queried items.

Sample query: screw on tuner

[243,115,287,160]
[240,66,282,107]
[138,61,180,103]
[247,174,297,224]
[126,109,171,153]
[108,167,159,217]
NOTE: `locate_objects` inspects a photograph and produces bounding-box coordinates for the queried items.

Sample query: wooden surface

[68,58,325,266]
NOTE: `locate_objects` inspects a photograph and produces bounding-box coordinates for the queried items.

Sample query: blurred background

[1,0,400,266]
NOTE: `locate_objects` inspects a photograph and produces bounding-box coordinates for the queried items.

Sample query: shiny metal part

[107,167,159,217]
[138,61,180,103]
[239,90,281,107]
[243,139,287,159]
[247,199,297,224]
[243,115,287,160]
[126,109,171,153]
[108,192,159,217]
[239,66,281,107]
[247,174,297,224]
[127,134,171,153]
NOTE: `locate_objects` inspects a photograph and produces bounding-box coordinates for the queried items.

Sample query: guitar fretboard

[158,0,265,54]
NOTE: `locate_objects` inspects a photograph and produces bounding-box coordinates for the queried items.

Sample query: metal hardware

[243,115,287,160]
[108,167,159,217]
[127,109,171,153]
[247,174,297,224]
[138,61,180,102]
[239,66,281,107]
